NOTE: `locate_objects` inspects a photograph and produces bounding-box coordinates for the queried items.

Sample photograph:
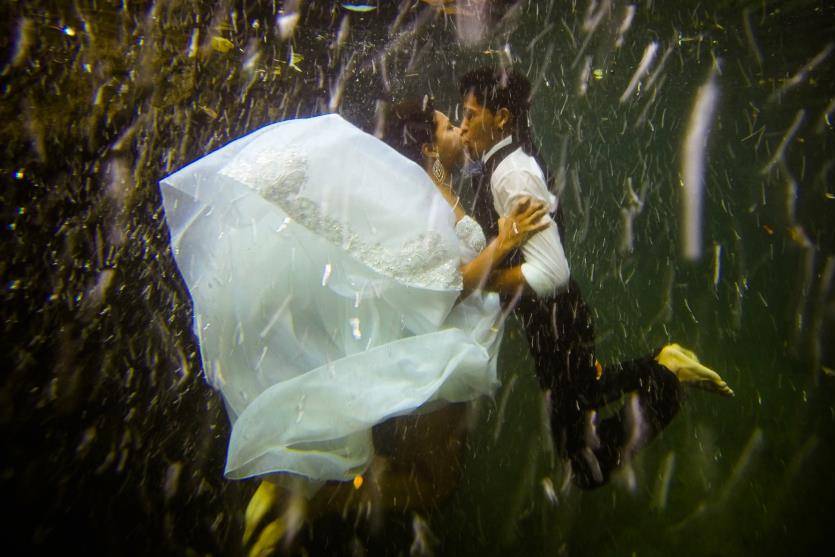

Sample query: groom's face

[460,91,503,159]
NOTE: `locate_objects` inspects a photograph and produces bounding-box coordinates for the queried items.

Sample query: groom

[457,67,723,489]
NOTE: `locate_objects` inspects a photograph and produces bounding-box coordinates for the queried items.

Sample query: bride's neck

[424,158,465,220]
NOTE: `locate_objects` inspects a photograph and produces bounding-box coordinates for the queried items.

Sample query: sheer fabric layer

[160,115,503,489]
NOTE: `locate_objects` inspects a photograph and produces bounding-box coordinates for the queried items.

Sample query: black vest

[470,141,520,240]
[469,141,565,264]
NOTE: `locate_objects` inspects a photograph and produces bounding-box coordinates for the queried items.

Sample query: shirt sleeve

[493,170,570,296]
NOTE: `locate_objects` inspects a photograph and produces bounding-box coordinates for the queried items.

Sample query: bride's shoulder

[455,216,486,260]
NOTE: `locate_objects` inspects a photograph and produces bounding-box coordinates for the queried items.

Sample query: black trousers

[513,279,682,489]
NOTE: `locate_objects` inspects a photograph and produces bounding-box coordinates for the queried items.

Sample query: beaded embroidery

[220,148,462,290]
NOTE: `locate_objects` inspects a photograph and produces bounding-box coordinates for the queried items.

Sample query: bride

[159,100,547,525]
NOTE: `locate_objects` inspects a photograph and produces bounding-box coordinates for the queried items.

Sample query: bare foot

[655,343,735,397]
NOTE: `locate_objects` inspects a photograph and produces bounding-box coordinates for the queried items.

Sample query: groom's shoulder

[492,148,545,183]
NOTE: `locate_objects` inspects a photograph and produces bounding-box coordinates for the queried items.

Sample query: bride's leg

[242,403,470,553]
[307,402,469,518]
[370,402,468,510]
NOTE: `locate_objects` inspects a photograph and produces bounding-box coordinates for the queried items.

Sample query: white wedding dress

[159,114,503,494]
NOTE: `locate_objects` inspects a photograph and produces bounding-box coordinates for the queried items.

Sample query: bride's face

[433,111,464,169]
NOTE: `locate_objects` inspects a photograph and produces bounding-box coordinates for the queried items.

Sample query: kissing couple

[160,65,733,540]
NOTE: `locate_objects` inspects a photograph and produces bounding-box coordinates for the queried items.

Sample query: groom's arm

[492,171,571,297]
[460,198,550,298]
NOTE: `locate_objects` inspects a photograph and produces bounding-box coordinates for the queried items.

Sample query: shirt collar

[481,135,513,163]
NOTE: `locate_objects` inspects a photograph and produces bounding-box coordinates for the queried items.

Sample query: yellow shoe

[248,517,287,557]
[244,480,280,545]
[655,343,735,397]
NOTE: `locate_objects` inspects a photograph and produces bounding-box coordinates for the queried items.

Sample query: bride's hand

[497,196,551,252]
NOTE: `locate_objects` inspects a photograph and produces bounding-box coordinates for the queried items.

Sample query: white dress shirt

[483,136,570,297]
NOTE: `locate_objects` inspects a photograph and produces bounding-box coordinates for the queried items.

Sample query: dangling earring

[432,159,446,182]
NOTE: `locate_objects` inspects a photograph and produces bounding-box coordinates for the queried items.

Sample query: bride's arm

[460,199,549,298]
[427,170,549,298]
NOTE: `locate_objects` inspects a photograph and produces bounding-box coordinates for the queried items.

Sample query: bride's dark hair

[379,97,435,164]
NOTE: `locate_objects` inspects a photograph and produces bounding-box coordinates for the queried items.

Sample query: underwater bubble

[541,477,558,506]
[163,462,183,501]
[276,217,291,233]
[295,394,306,423]
[342,4,376,13]
[682,62,720,261]
[278,13,300,40]
[349,317,362,339]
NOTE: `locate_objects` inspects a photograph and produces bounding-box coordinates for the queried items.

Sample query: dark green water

[2,1,833,555]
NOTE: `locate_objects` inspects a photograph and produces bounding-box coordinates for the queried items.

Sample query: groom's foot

[655,343,735,397]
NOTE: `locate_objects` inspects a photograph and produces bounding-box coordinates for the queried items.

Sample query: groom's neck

[481,135,514,163]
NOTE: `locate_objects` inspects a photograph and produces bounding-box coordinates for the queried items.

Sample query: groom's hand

[498,196,550,251]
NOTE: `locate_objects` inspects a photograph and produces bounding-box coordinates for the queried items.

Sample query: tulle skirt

[159,114,503,492]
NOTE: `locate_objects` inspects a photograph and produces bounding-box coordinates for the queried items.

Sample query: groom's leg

[516,282,603,485]
[516,280,596,395]
[570,356,682,489]
[517,282,682,490]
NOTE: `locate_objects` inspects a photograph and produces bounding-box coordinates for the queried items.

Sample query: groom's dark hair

[379,97,435,164]
[459,66,535,153]
[459,66,531,124]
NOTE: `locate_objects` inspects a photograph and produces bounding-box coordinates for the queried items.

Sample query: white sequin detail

[455,216,487,261]
[220,146,308,200]
[220,149,461,290]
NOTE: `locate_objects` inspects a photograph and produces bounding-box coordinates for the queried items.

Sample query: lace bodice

[455,216,487,263]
